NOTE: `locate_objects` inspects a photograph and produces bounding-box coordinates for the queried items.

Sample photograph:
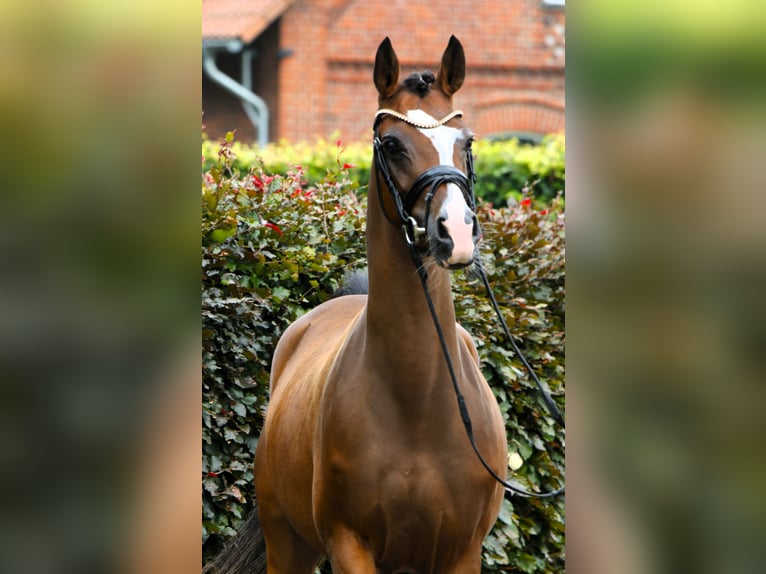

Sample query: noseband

[372,109,477,246]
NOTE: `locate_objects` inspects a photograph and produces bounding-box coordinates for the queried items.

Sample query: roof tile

[202,0,295,43]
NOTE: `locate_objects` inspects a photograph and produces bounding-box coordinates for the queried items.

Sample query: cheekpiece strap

[374,109,463,129]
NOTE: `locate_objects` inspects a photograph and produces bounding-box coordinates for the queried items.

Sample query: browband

[374,109,463,129]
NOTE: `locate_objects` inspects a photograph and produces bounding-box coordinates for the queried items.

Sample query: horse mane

[404,70,436,97]
[332,268,369,298]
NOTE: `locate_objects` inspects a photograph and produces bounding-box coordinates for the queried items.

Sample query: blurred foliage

[569,3,766,573]
[201,132,565,208]
[202,132,565,572]
[0,2,201,572]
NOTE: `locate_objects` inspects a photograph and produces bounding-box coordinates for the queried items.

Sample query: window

[485,131,544,146]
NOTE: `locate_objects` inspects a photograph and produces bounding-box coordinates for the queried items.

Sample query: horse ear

[436,35,466,97]
[374,37,400,99]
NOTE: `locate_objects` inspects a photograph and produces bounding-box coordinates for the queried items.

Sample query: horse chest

[320,442,490,558]
[377,466,473,532]
[318,358,498,523]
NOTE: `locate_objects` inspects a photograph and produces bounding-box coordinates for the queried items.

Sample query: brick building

[202,0,565,145]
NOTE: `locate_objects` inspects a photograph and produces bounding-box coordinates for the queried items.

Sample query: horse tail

[203,500,267,574]
[332,268,369,297]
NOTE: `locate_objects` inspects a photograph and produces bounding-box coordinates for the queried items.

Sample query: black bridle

[372,109,565,498]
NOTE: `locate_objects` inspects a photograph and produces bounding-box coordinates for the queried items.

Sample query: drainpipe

[240,48,263,136]
[202,45,269,147]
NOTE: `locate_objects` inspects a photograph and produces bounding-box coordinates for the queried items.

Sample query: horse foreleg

[256,482,320,574]
[260,514,321,574]
[326,527,377,574]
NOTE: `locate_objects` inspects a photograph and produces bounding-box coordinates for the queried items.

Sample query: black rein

[372,114,564,499]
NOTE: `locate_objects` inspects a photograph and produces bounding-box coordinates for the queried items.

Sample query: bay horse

[207,36,507,574]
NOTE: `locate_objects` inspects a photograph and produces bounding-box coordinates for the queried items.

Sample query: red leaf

[252,174,274,191]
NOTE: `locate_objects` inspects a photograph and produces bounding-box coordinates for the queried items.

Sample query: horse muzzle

[428,184,480,268]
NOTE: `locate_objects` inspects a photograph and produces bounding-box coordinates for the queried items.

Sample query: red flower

[252,174,275,191]
[264,221,283,236]
[520,198,532,207]
[539,209,549,216]
[336,139,342,148]
[342,163,355,170]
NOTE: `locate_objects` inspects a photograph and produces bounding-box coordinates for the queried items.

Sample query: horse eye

[382,137,406,158]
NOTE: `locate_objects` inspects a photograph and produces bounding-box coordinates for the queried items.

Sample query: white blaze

[407,109,475,265]
[406,109,461,165]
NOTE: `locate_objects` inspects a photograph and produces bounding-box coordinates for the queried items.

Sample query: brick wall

[279,0,564,143]
[202,0,564,144]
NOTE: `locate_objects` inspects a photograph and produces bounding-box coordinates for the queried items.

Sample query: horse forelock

[403,71,436,98]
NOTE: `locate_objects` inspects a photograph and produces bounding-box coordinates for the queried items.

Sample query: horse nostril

[436,217,451,241]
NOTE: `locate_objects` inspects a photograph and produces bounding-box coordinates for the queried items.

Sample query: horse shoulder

[270,295,367,395]
[457,322,506,442]
[257,295,367,543]
[456,323,481,365]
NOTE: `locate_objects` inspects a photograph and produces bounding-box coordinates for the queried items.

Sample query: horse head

[372,35,480,269]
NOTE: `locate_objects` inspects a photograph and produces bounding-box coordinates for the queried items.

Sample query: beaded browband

[373,109,464,129]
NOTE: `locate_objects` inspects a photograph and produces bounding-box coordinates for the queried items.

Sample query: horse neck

[363,171,461,389]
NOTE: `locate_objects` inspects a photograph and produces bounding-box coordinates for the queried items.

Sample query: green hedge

[474,135,565,205]
[201,132,565,207]
[202,132,565,572]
